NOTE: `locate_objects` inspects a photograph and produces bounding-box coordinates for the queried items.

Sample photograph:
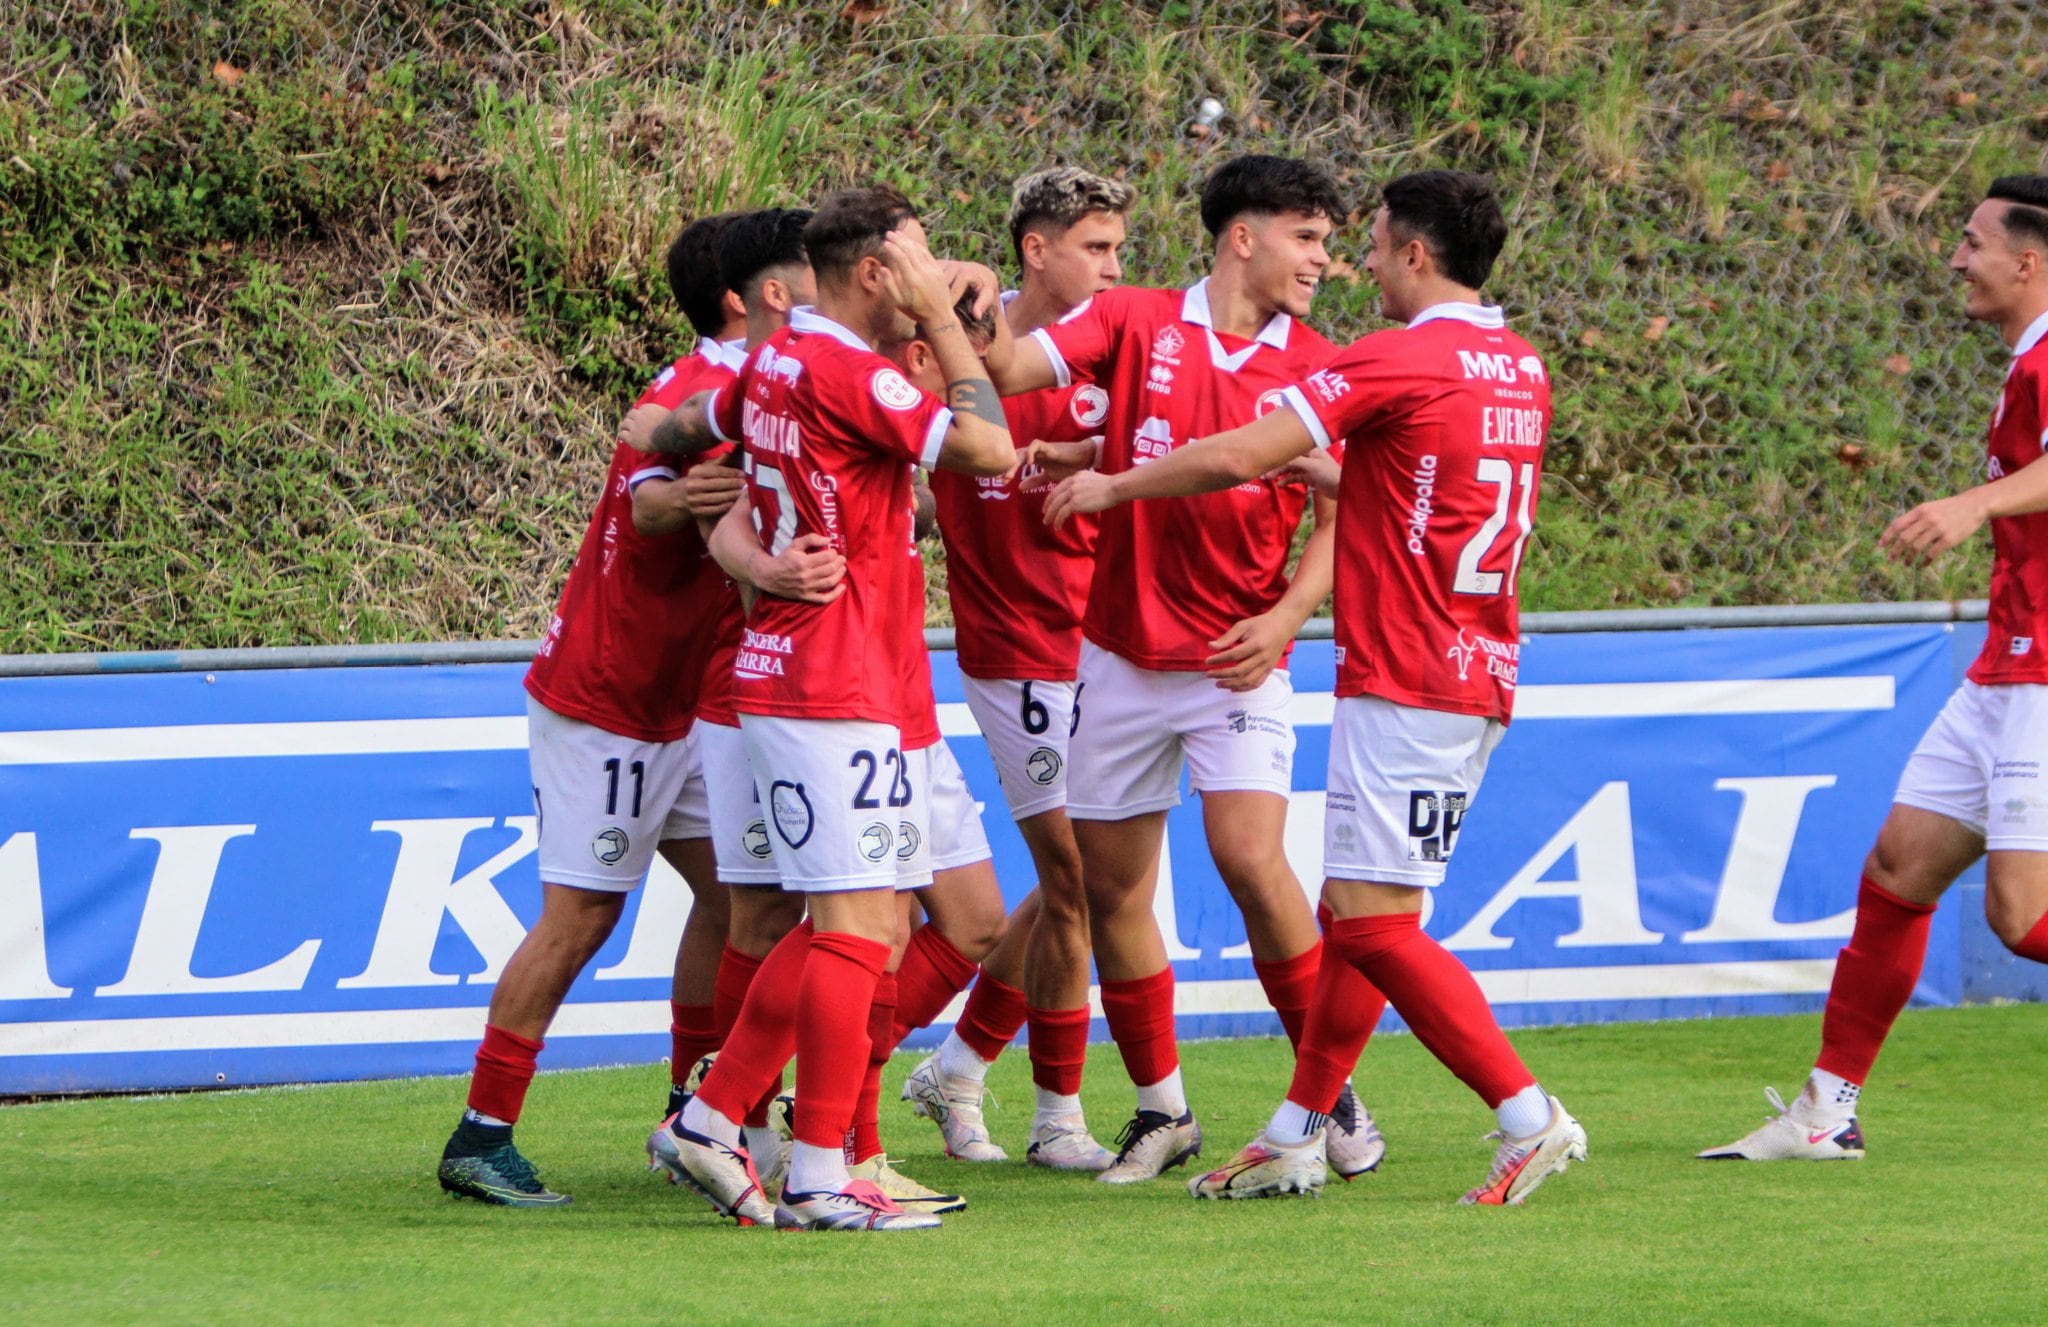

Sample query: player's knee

[1037,883,1089,933]
[1213,853,1302,916]
[1984,889,2045,952]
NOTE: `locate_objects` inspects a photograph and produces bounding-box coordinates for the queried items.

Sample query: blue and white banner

[0,622,1972,1093]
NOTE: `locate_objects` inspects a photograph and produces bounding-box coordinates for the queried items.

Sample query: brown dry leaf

[842,0,888,23]
[1725,89,1749,113]
[1578,328,1603,348]
[1836,443,1871,470]
[211,60,243,87]
[421,162,458,185]
[1743,100,1785,123]
[1883,353,1913,376]
[951,188,972,204]
[1947,90,1979,108]
[1766,159,1791,183]
[1644,315,1670,342]
[1017,105,1043,129]
[1323,255,1360,284]
[1784,206,1809,234]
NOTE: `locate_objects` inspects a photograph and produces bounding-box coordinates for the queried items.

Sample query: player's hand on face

[1044,469,1119,529]
[1880,491,1991,566]
[938,260,1003,320]
[1017,438,1101,490]
[1274,450,1341,498]
[1205,611,1291,692]
[618,402,670,452]
[681,463,745,519]
[758,533,847,604]
[879,228,952,325]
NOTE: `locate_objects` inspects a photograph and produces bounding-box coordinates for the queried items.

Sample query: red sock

[1330,913,1533,1107]
[1099,968,1178,1086]
[847,973,898,1165]
[712,944,765,1042]
[1286,933,1390,1113]
[467,1024,543,1124]
[698,921,811,1125]
[893,926,979,1039]
[2012,908,2048,964]
[791,930,891,1151]
[1253,944,1321,1048]
[1816,876,1938,1084]
[669,1001,719,1087]
[1026,1004,1090,1096]
[954,972,1028,1062]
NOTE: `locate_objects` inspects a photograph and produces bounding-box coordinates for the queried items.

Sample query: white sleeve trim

[1029,327,1072,389]
[920,408,955,469]
[705,387,733,445]
[1281,385,1334,451]
[628,464,680,489]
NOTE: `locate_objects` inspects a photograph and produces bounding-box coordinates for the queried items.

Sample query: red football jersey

[1967,311,2048,686]
[933,376,1107,681]
[710,307,953,735]
[1283,303,1550,722]
[1034,281,1336,671]
[524,340,744,741]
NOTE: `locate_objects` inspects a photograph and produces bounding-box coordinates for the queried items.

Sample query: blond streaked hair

[1007,166,1135,263]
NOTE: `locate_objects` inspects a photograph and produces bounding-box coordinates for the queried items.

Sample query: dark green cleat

[438,1120,571,1208]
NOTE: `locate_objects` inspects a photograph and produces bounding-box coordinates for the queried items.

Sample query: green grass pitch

[5,1006,2043,1325]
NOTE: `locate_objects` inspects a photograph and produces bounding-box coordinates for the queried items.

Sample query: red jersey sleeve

[808,349,954,467]
[1280,329,1426,452]
[1031,288,1126,390]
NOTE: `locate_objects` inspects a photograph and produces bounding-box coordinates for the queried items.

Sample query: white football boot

[1097,1110,1203,1185]
[1188,1131,1327,1200]
[774,1179,943,1232]
[1460,1095,1588,1206]
[1025,1114,1116,1172]
[901,1054,1009,1162]
[846,1154,967,1214]
[1696,1086,1866,1161]
[647,1117,775,1226]
[1324,1081,1387,1179]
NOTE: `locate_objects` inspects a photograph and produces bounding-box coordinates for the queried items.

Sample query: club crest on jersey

[741,818,773,859]
[1026,747,1062,785]
[858,821,893,861]
[771,781,814,848]
[2014,636,2035,656]
[1152,325,1185,363]
[1071,384,1110,428]
[1407,791,1467,862]
[872,368,921,411]
[590,827,630,866]
[895,821,922,860]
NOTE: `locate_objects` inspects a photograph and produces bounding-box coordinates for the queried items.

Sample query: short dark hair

[949,285,997,349]
[1008,166,1134,265]
[802,186,917,285]
[720,207,813,303]
[1989,175,2048,256]
[666,212,740,337]
[1381,170,1507,291]
[1198,155,1345,238]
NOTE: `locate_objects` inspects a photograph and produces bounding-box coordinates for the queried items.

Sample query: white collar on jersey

[2012,308,2048,359]
[789,305,873,352]
[1407,301,1507,330]
[696,336,748,372]
[1182,278,1291,371]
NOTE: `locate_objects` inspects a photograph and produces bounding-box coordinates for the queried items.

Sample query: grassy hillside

[2,0,2042,652]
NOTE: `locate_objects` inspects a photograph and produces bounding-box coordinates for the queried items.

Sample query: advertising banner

[0,622,1968,1093]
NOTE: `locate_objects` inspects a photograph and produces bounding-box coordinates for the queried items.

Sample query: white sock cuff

[1494,1084,1552,1139]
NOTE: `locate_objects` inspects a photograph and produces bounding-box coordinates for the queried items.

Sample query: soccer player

[655,188,1017,1232]
[983,155,1385,1185]
[1046,168,1589,1206]
[1700,175,2048,1163]
[901,166,1133,1171]
[436,213,832,1207]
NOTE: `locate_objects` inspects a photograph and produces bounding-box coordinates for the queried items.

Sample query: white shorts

[1066,641,1296,820]
[527,696,712,892]
[738,713,933,893]
[1894,680,2048,851]
[698,719,780,887]
[962,676,1076,820]
[1323,694,1506,887]
[922,737,993,872]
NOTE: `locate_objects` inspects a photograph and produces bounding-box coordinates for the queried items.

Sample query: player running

[1700,175,2048,1163]
[984,155,1386,1185]
[436,213,829,1208]
[1047,169,1588,1207]
[901,166,1133,1171]
[653,188,1016,1232]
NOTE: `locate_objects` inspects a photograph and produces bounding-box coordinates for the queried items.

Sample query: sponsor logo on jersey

[895,821,922,860]
[1457,350,1524,383]
[737,628,795,681]
[771,781,814,848]
[1133,417,1174,465]
[872,368,922,411]
[741,818,773,859]
[1071,384,1110,428]
[1223,709,1290,738]
[766,351,804,387]
[1445,628,1521,687]
[2004,797,2030,823]
[974,474,1011,501]
[1146,363,1174,394]
[858,820,893,861]
[1307,369,1350,405]
[590,826,630,866]
[2015,636,2036,656]
[1406,790,1467,862]
[1989,456,2007,480]
[1025,746,1062,785]
[1406,454,1438,553]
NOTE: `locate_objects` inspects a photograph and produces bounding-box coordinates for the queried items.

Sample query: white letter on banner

[1682,776,1853,942]
[336,817,537,990]
[101,825,320,996]
[1441,782,1660,951]
[0,831,73,998]
[594,848,692,980]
